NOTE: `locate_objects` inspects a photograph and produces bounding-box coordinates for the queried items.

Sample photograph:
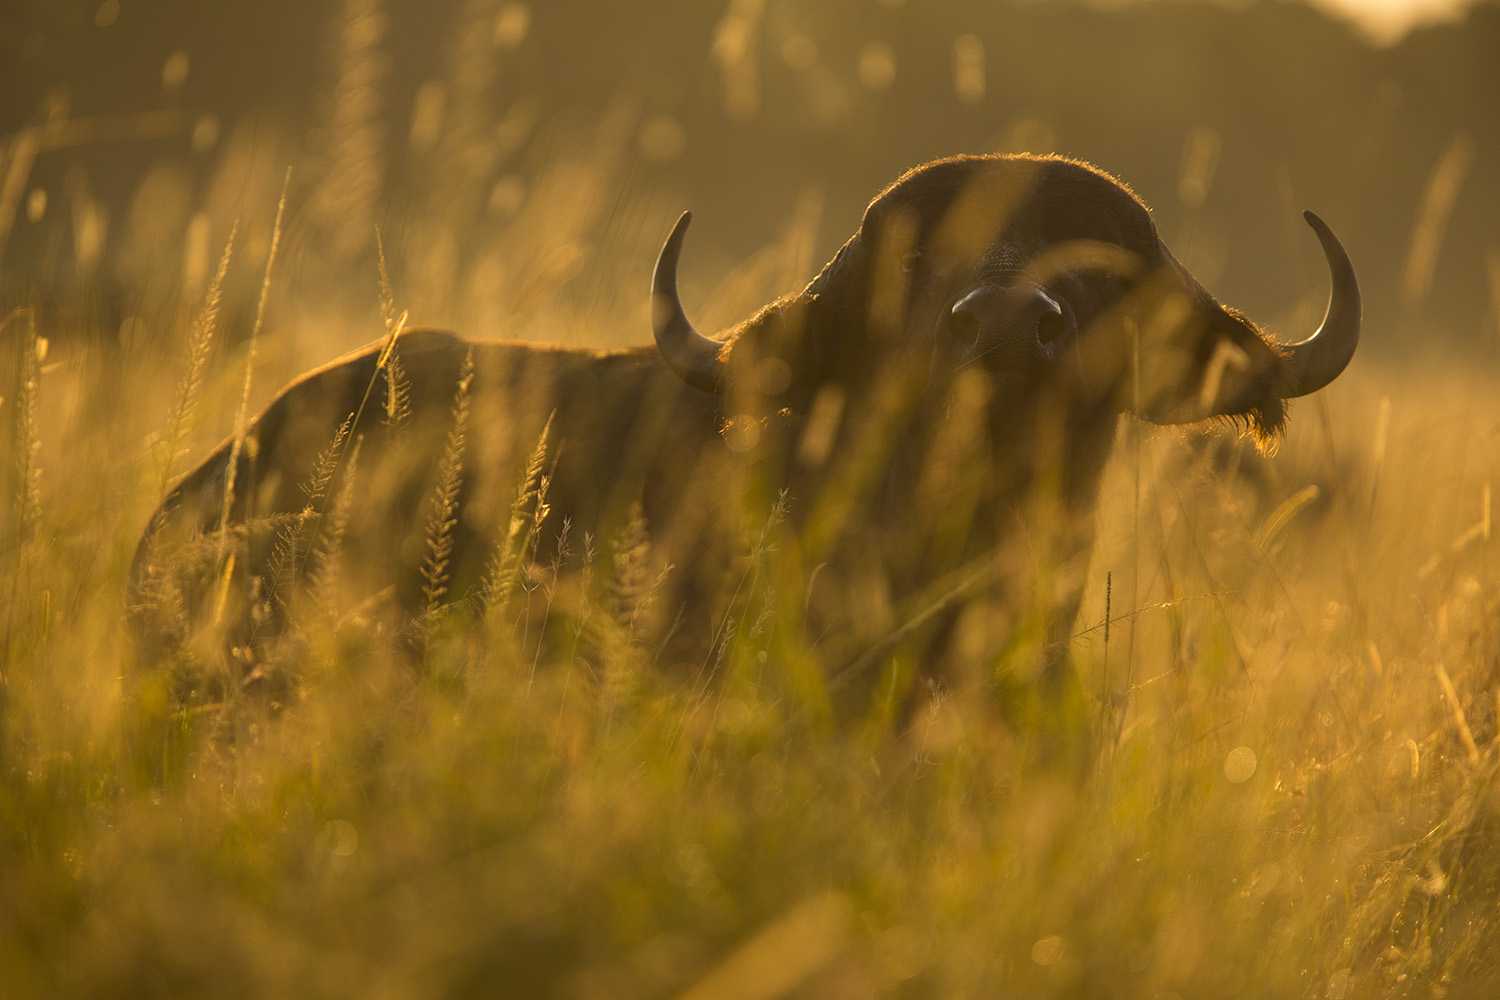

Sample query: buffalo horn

[652,211,728,394]
[1280,211,1361,398]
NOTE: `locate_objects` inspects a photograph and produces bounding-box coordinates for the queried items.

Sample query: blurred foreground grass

[4,138,1500,1000]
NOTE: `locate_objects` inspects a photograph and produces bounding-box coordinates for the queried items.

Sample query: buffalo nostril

[950,305,980,345]
[1037,303,1066,345]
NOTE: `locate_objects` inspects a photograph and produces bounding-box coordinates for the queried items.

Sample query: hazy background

[3,0,1497,364]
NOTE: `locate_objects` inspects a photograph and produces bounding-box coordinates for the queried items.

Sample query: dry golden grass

[5,212,1499,998]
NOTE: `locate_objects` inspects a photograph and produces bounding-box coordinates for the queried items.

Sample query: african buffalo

[130,153,1359,716]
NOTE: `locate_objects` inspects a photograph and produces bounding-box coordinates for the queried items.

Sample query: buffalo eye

[900,250,921,275]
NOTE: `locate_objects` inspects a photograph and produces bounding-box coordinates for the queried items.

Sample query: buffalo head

[653,154,1357,452]
[648,154,1358,703]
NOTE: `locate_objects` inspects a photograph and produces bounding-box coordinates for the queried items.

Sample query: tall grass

[5,222,1499,1000]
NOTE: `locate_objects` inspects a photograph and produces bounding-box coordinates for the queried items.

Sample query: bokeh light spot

[858,42,896,91]
[781,35,818,70]
[326,820,358,857]
[493,3,530,50]
[190,115,220,152]
[638,115,688,165]
[1224,746,1257,783]
[495,98,540,159]
[713,16,752,66]
[953,34,985,104]
[1031,935,1064,966]
[162,50,190,91]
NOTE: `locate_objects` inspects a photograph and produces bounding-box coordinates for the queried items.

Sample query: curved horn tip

[652,209,728,395]
[1281,208,1361,399]
[653,211,695,293]
[663,211,692,255]
[1302,209,1331,238]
